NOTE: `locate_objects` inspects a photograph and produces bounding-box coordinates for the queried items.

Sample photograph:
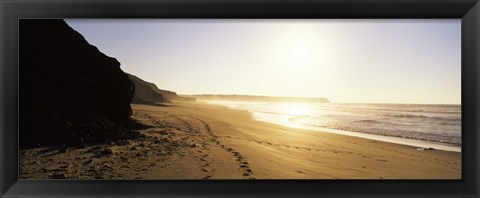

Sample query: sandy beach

[20,102,461,179]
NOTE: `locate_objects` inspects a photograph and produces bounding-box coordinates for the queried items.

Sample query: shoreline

[144,101,461,179]
[251,112,461,152]
[19,102,461,179]
[203,101,461,152]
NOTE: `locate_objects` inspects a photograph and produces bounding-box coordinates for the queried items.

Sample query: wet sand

[20,102,461,179]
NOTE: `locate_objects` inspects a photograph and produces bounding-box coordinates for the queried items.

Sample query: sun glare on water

[278,103,313,116]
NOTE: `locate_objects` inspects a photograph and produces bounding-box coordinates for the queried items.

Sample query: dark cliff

[127,73,196,104]
[20,19,138,148]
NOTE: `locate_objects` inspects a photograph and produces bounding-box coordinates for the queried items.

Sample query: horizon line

[179,93,460,105]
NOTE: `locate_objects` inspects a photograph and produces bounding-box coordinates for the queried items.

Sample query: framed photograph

[1,0,479,197]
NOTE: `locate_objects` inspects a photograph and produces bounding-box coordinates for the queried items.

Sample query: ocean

[206,101,461,152]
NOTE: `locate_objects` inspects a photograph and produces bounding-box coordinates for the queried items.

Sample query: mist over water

[208,101,461,147]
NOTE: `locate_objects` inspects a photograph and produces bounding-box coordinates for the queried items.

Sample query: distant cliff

[189,94,329,103]
[20,19,138,148]
[127,73,196,103]
[127,74,168,105]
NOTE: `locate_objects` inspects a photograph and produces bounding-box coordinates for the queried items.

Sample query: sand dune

[20,102,461,179]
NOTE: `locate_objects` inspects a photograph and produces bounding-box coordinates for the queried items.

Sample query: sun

[290,44,310,65]
[283,38,316,71]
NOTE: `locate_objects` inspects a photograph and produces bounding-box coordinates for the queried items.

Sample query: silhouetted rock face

[127,74,167,105]
[20,19,136,148]
[127,73,196,103]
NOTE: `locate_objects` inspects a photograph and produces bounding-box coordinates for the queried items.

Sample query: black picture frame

[1,0,479,197]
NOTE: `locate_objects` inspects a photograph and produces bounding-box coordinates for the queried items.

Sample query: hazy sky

[66,19,460,104]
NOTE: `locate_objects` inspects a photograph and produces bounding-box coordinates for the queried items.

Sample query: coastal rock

[127,73,196,103]
[58,147,68,153]
[416,147,435,151]
[127,74,167,105]
[100,148,115,155]
[20,19,136,148]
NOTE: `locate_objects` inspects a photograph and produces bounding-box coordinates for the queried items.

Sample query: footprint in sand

[220,144,253,178]
[233,152,241,157]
